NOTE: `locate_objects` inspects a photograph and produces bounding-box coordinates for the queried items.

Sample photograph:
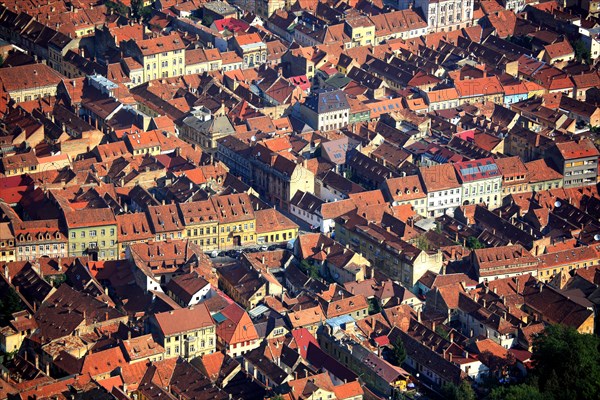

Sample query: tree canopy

[441,380,476,400]
[531,324,600,400]
[389,336,406,366]
[0,286,24,326]
[489,383,546,400]
[488,325,600,400]
[466,236,484,249]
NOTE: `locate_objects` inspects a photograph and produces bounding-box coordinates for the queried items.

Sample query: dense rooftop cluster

[0,0,600,399]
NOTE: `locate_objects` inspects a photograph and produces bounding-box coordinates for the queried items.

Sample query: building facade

[150,305,216,361]
[453,158,503,209]
[123,33,186,83]
[415,0,474,33]
[549,139,599,188]
[299,89,350,131]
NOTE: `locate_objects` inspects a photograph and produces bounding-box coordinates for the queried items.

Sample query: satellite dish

[251,135,256,142]
[554,200,561,208]
[457,225,463,231]
[594,234,600,241]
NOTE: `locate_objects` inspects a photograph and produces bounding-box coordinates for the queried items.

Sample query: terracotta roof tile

[153,304,214,337]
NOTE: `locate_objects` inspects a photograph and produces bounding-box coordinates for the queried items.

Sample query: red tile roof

[419,163,461,192]
[0,63,63,93]
[544,40,574,60]
[153,304,214,336]
[136,32,186,55]
[555,138,599,160]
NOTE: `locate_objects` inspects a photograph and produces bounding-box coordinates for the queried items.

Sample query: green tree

[489,384,545,400]
[532,325,600,400]
[105,1,128,16]
[415,234,432,251]
[300,260,320,280]
[0,286,24,325]
[573,40,591,64]
[367,298,381,315]
[441,381,476,400]
[466,236,484,249]
[435,325,449,340]
[389,337,407,366]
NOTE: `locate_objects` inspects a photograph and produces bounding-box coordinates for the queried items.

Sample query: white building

[453,158,503,209]
[579,26,600,61]
[419,164,462,217]
[414,0,474,33]
[289,191,324,232]
[298,89,350,132]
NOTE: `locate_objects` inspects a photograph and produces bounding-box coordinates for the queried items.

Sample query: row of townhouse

[0,190,298,262]
[382,138,599,218]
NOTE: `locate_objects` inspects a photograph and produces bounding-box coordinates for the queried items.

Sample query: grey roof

[303,89,350,114]
[183,114,235,136]
[290,191,324,214]
[324,73,352,89]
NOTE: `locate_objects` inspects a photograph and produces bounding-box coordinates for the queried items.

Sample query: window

[90,230,96,237]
